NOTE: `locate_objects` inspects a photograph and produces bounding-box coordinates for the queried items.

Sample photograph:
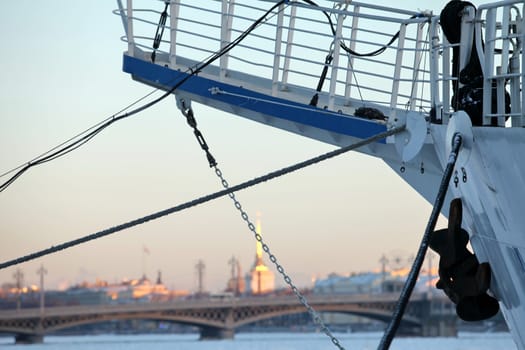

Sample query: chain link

[179,103,405,349]
[214,166,345,350]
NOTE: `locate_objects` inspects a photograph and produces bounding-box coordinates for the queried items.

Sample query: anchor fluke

[429,198,500,321]
[456,292,501,322]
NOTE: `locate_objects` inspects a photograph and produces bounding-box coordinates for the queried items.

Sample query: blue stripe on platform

[123,55,387,143]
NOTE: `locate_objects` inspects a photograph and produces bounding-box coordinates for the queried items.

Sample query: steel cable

[0,126,405,271]
[377,132,463,350]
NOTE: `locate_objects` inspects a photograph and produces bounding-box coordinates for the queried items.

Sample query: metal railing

[437,0,524,126]
[117,0,525,128]
[478,1,525,127]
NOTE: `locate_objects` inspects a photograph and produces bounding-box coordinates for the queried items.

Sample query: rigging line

[309,43,334,107]
[298,0,426,103]
[211,88,358,117]
[345,51,365,103]
[418,30,430,112]
[0,88,163,180]
[0,0,288,194]
[406,27,430,112]
[300,0,416,58]
[377,132,463,350]
[0,125,405,271]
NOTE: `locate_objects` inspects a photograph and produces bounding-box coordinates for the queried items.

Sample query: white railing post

[220,0,235,80]
[409,22,424,111]
[510,54,522,127]
[344,5,360,103]
[496,66,505,126]
[521,5,525,127]
[281,5,297,89]
[483,8,496,126]
[328,11,345,110]
[127,0,134,57]
[510,9,523,127]
[430,17,444,123]
[497,5,511,126]
[500,5,511,76]
[272,4,285,96]
[170,0,181,67]
[441,35,451,123]
[390,24,406,110]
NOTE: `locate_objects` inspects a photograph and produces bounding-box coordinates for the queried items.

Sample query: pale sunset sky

[0,1,482,292]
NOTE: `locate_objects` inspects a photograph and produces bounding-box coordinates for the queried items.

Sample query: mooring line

[377,132,462,350]
[0,126,404,271]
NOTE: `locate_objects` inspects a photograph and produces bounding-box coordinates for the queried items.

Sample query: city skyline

[0,1,474,293]
[0,237,428,294]
[0,249,425,294]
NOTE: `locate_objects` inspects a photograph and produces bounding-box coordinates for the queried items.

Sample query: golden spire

[254,213,268,271]
[249,212,274,295]
[256,214,263,262]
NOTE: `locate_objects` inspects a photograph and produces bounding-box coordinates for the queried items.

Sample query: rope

[0,126,405,271]
[377,132,463,350]
[0,0,288,194]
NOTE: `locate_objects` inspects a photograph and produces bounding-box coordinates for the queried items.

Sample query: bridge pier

[199,326,234,340]
[421,318,458,337]
[419,298,458,337]
[15,333,44,344]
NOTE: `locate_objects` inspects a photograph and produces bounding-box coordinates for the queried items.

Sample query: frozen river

[0,332,516,350]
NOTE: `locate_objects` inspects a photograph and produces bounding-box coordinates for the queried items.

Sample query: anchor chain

[178,101,345,350]
[179,99,217,168]
[214,167,345,350]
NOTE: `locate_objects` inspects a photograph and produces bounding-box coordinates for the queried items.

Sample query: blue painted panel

[123,55,387,143]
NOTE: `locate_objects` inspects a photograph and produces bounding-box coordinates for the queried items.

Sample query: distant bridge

[0,293,456,343]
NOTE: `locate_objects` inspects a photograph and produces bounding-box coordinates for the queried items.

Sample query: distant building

[245,218,275,295]
[312,270,438,328]
[106,272,189,302]
[45,272,189,306]
[313,270,439,295]
[313,272,385,295]
[47,288,110,306]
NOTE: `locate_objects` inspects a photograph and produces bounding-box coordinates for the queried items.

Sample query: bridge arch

[231,303,421,329]
[0,294,453,343]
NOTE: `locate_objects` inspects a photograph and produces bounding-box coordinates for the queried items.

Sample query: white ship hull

[118,0,525,348]
[431,124,525,347]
